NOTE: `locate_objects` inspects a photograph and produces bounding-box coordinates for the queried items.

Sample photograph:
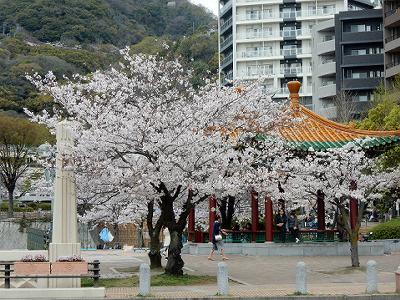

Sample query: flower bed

[51,255,88,275]
[14,254,50,275]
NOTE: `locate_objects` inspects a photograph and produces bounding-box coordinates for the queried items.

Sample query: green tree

[0,115,53,217]
[358,79,400,169]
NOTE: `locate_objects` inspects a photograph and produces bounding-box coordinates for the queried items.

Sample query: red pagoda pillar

[188,207,195,242]
[208,195,217,242]
[317,190,326,231]
[264,196,273,242]
[251,191,259,242]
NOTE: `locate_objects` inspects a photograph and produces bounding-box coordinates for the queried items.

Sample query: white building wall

[229,0,347,103]
[312,18,337,119]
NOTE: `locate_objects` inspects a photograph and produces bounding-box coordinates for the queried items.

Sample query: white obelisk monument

[49,121,81,288]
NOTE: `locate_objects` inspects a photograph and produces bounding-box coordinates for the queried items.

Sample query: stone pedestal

[49,243,81,288]
[49,121,81,288]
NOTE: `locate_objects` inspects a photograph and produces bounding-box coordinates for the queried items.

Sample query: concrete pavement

[81,249,400,298]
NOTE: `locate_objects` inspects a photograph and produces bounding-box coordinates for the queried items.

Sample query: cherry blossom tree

[277,143,400,267]
[26,51,285,275]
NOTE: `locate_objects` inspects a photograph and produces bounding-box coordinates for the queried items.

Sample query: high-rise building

[219,0,379,111]
[218,0,350,108]
[383,0,400,87]
[312,8,384,120]
[335,9,384,119]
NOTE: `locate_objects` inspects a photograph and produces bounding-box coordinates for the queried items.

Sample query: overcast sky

[189,0,218,15]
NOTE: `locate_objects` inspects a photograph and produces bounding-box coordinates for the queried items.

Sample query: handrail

[0,260,101,289]
[386,31,400,43]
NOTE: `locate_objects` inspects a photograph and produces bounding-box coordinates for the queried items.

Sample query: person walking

[161,226,170,260]
[275,209,288,243]
[208,215,228,261]
[288,211,300,243]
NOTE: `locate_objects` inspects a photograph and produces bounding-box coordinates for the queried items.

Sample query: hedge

[370,218,400,240]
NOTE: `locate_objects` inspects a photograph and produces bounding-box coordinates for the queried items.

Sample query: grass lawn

[81,274,217,288]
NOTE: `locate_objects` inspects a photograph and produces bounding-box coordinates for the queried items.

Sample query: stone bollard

[295,261,307,294]
[395,265,400,293]
[217,262,229,296]
[139,263,151,296]
[366,260,378,293]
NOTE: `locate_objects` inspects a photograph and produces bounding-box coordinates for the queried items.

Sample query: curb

[103,294,400,300]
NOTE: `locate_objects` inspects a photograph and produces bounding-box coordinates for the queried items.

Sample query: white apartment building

[218,0,377,108]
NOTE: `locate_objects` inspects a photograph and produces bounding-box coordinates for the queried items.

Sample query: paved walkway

[106,283,396,299]
[81,250,400,298]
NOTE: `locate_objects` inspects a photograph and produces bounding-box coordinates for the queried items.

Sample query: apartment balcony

[279,11,301,19]
[280,66,303,75]
[386,60,400,78]
[318,83,336,99]
[220,0,232,17]
[342,31,383,43]
[279,66,312,76]
[317,61,336,77]
[236,0,283,5]
[236,31,277,41]
[237,12,279,22]
[300,8,336,18]
[280,29,311,39]
[220,35,233,52]
[384,8,400,27]
[342,54,383,67]
[277,87,305,95]
[240,49,275,59]
[242,67,274,79]
[221,52,233,69]
[222,71,233,85]
[385,32,400,52]
[342,78,383,90]
[220,17,233,35]
[281,48,302,56]
[316,39,335,56]
[279,66,312,77]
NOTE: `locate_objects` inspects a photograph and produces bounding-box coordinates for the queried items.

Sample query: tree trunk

[146,199,163,269]
[349,232,360,267]
[7,190,13,218]
[165,230,184,276]
[220,196,235,229]
[148,234,162,269]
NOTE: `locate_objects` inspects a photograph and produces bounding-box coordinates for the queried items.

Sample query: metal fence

[26,228,50,250]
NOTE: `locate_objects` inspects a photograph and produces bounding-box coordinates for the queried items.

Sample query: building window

[345,69,383,78]
[351,49,367,55]
[345,46,383,56]
[346,23,381,33]
[350,24,369,32]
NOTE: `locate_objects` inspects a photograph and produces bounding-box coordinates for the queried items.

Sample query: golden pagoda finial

[287,81,301,114]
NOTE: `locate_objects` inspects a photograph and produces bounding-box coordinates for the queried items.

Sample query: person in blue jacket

[208,215,228,261]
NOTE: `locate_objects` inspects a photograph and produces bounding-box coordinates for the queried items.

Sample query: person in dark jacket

[275,209,288,242]
[208,215,228,261]
[288,211,300,243]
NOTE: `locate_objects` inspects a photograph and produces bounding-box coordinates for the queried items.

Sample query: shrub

[370,219,400,240]
[0,202,8,211]
[38,203,51,211]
